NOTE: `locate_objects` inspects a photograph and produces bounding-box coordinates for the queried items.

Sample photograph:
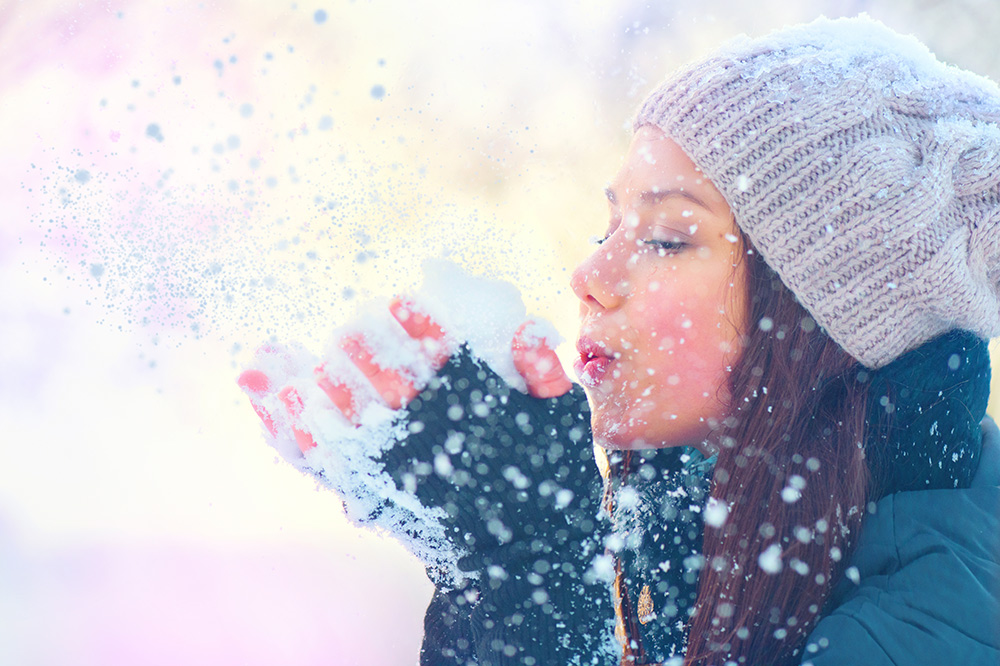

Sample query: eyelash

[591,236,687,255]
[643,239,687,255]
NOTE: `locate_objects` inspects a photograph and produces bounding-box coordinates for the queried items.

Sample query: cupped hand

[238,298,572,453]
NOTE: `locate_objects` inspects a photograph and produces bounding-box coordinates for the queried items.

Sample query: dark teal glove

[305,347,618,665]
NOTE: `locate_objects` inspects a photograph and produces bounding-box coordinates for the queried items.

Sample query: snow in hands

[237,260,572,583]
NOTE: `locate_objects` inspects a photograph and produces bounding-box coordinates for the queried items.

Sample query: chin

[590,409,715,450]
[591,416,673,450]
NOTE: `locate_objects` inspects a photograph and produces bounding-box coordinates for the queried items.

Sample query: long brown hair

[684,238,871,665]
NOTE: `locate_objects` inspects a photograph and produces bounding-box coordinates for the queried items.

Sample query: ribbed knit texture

[634,16,1000,368]
[393,348,618,666]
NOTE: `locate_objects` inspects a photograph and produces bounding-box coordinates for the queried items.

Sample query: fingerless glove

[298,348,618,665]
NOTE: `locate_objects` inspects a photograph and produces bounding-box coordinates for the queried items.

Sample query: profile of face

[571,125,748,451]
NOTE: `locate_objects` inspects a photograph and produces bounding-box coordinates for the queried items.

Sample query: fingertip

[238,369,271,395]
[390,296,446,342]
[512,320,560,361]
[277,385,302,416]
[238,370,278,435]
[389,295,411,321]
[389,296,423,336]
[512,323,556,374]
[339,335,378,376]
[511,320,537,352]
[512,323,571,398]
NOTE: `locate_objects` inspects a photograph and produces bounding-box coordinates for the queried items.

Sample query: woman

[239,16,1000,665]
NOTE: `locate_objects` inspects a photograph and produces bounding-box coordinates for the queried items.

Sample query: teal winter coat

[803,419,1000,665]
[287,341,1000,665]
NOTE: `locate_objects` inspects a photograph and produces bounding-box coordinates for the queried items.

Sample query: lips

[574,336,614,387]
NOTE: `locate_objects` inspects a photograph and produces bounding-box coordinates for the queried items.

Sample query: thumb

[512,321,572,399]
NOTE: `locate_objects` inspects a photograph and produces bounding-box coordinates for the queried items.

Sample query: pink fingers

[310,298,450,423]
[238,344,343,453]
[512,321,572,399]
[237,369,277,436]
[238,368,270,394]
[389,297,450,368]
[277,386,317,453]
[314,363,358,422]
[339,335,417,410]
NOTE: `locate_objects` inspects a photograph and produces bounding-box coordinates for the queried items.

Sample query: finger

[389,296,445,339]
[238,341,317,437]
[512,322,572,399]
[314,363,361,423]
[237,369,277,436]
[238,368,270,394]
[339,335,418,410]
[389,296,450,368]
[277,385,317,453]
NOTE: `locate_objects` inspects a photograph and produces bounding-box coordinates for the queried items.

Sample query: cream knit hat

[635,16,1000,369]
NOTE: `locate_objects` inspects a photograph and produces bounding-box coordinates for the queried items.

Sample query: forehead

[609,125,729,214]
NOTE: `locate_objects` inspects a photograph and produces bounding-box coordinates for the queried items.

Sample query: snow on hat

[635,15,1000,369]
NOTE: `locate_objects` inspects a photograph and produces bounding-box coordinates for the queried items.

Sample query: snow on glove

[393,347,618,665]
[238,262,618,665]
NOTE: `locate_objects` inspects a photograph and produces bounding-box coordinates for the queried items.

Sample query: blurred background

[3,1,999,664]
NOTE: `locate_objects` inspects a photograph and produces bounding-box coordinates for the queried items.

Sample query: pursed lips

[574,335,615,387]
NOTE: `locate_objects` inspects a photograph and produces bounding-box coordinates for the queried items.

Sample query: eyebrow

[604,186,715,212]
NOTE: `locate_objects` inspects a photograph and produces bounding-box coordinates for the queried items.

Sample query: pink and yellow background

[2,1,999,664]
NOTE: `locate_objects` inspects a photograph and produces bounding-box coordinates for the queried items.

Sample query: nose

[570,236,628,312]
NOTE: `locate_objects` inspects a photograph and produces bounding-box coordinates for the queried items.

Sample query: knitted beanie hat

[635,15,1000,369]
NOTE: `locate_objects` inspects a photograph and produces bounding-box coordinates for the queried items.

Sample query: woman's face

[571,125,748,450]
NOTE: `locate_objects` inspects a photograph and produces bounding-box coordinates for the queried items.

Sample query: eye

[642,239,687,255]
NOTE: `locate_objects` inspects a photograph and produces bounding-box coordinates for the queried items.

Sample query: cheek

[635,289,735,380]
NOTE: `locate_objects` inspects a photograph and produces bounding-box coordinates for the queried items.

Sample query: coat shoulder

[802,482,1000,665]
